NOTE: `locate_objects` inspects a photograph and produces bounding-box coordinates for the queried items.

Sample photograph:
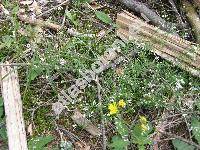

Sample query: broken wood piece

[18,14,61,31]
[116,11,200,77]
[71,109,101,136]
[0,63,28,150]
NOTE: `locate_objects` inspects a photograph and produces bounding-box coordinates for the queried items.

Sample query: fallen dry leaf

[27,123,33,136]
[116,67,124,76]
[90,1,104,10]
[97,29,106,39]
[29,1,42,15]
[74,141,90,150]
[20,1,33,5]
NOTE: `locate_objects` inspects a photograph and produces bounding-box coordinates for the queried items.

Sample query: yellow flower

[139,116,147,124]
[140,123,148,132]
[118,99,126,108]
[108,102,118,115]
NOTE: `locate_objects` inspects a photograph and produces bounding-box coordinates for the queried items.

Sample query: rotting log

[116,11,200,77]
[0,63,28,150]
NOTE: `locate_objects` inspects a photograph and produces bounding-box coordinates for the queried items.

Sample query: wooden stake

[0,63,28,150]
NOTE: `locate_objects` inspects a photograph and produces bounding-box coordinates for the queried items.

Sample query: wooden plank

[116,11,200,77]
[0,63,28,150]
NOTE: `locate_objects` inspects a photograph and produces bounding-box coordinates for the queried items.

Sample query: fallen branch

[36,0,70,18]
[0,62,28,150]
[169,0,186,28]
[96,77,106,150]
[119,0,177,31]
[18,14,61,31]
[116,11,200,77]
[183,0,200,44]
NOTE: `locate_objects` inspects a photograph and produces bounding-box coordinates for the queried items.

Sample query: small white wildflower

[60,58,66,65]
[72,124,77,128]
[57,6,62,10]
[175,82,183,90]
[175,78,185,90]
[26,43,31,48]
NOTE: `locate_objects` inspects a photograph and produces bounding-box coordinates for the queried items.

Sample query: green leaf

[0,127,7,140]
[65,11,78,26]
[109,136,129,150]
[172,139,195,150]
[191,118,200,144]
[131,124,152,146]
[95,11,112,24]
[0,97,3,107]
[196,100,200,111]
[2,35,13,48]
[75,0,91,3]
[0,97,4,119]
[28,66,43,81]
[0,107,3,120]
[114,117,129,138]
[28,136,54,150]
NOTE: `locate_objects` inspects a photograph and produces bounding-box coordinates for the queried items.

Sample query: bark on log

[116,11,200,77]
[119,0,177,31]
[0,63,28,150]
[183,0,200,44]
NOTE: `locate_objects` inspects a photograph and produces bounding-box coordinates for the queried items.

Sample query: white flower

[175,78,185,90]
[60,58,66,65]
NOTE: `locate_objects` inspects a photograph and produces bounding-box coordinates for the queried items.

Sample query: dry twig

[36,0,70,18]
[157,129,200,149]
[18,14,61,30]
[96,77,107,150]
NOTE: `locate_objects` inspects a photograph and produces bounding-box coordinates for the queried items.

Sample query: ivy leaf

[28,136,54,150]
[95,11,112,24]
[191,118,200,144]
[172,139,195,150]
[109,136,129,150]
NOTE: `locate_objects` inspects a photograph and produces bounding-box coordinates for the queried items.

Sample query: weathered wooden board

[116,11,200,77]
[0,63,28,150]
